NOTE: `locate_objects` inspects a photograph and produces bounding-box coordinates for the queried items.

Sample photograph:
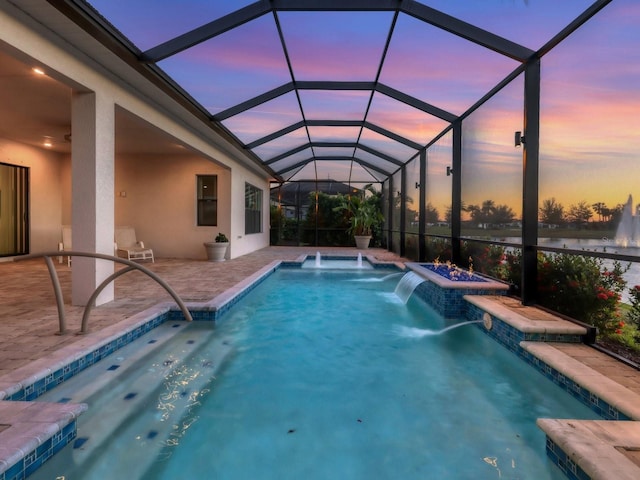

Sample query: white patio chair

[115,226,155,262]
[58,225,72,266]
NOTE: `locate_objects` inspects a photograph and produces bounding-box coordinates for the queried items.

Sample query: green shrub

[626,285,640,329]
[536,252,628,335]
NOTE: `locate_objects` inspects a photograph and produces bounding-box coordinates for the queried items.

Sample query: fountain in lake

[615,195,640,247]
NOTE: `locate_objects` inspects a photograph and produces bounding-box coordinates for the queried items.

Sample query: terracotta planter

[204,242,229,262]
[354,235,371,249]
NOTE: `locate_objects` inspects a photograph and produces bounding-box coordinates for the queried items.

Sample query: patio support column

[451,120,462,264]
[400,166,406,257]
[71,91,115,306]
[313,177,319,247]
[296,182,302,246]
[418,149,426,261]
[387,176,394,251]
[521,58,541,305]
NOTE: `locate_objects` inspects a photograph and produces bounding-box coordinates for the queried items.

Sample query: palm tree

[592,202,606,222]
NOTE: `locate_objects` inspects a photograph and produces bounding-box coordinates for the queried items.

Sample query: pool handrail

[13,251,193,334]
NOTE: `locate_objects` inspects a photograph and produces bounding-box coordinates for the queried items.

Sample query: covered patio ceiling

[48,0,599,183]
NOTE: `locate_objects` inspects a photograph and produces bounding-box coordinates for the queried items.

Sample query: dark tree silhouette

[539,198,565,225]
[567,201,593,224]
[465,200,515,227]
[592,202,606,222]
[425,202,439,223]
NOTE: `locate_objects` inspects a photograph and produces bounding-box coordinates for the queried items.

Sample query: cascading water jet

[393,320,485,338]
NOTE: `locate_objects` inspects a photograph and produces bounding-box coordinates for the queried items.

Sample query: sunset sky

[87,0,639,219]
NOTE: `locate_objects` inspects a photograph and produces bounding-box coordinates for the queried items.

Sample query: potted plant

[334,184,384,249]
[204,233,229,262]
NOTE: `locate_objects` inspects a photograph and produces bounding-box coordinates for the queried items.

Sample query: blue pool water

[30,268,599,479]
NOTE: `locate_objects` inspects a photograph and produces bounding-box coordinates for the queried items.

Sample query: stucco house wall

[0,3,271,261]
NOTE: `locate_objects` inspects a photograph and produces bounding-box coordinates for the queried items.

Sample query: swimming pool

[29,267,599,479]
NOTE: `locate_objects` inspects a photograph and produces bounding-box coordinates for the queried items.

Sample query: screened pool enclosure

[48,0,639,307]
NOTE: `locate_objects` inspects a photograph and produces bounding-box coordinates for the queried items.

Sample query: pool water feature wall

[405,262,510,318]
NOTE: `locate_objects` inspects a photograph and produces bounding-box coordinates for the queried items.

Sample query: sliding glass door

[0,162,29,256]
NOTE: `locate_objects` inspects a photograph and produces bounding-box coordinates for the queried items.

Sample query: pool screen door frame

[0,162,29,257]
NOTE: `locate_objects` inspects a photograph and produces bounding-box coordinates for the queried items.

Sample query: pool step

[37,321,188,405]
[28,324,233,480]
[71,337,233,479]
[522,342,640,421]
[465,295,587,340]
[538,418,640,480]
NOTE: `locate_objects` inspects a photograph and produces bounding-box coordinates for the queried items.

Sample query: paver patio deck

[0,247,406,376]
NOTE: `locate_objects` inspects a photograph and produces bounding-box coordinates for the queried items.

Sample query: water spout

[357,253,363,268]
[393,320,484,338]
[394,271,426,304]
[315,251,321,267]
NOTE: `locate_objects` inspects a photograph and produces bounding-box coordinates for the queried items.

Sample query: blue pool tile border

[169,308,213,322]
[6,313,168,402]
[545,437,592,480]
[412,280,507,319]
[211,266,276,321]
[0,420,77,480]
[465,302,629,421]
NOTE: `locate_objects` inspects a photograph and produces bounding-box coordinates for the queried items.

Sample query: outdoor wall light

[515,131,526,147]
[446,166,454,176]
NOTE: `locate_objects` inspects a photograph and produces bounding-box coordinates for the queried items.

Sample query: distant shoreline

[423,226,617,240]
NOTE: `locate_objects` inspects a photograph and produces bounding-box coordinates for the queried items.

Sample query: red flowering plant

[535,252,629,336]
[497,248,522,289]
[462,242,507,278]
